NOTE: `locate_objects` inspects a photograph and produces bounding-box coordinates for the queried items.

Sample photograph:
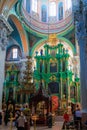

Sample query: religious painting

[8,103,13,112]
[50,62,57,73]
[70,86,75,98]
[10,73,15,81]
[9,88,13,98]
[50,50,56,56]
[45,63,47,73]
[48,82,59,94]
[40,60,43,72]
[62,60,66,71]
[17,94,20,103]
[23,94,26,103]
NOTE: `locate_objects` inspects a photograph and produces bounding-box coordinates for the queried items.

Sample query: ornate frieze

[0,28,8,50]
[0,15,13,50]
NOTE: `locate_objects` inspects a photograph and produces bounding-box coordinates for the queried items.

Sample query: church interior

[0,0,87,129]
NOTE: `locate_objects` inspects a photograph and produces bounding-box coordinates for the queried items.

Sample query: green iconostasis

[34,42,80,107]
[3,42,80,109]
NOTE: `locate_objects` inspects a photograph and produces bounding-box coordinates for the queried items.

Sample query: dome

[21,0,73,33]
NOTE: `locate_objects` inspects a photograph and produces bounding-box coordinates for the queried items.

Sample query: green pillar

[60,72,63,100]
[13,86,16,99]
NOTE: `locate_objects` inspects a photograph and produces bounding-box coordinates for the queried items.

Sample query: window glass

[32,0,37,12]
[12,48,18,59]
[59,2,63,20]
[26,0,30,13]
[49,2,56,16]
[41,5,47,22]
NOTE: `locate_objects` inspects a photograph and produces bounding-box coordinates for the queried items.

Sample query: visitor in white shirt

[75,107,82,129]
[75,109,82,117]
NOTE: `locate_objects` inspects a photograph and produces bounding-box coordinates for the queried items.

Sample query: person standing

[75,107,82,129]
[47,112,52,128]
[4,110,9,126]
[72,105,77,126]
[62,111,70,129]
[17,111,25,130]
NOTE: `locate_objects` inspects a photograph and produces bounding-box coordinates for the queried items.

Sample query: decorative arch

[57,36,76,54]
[41,5,47,22]
[8,15,29,54]
[31,39,47,56]
[0,0,18,14]
[31,36,76,56]
[58,2,63,20]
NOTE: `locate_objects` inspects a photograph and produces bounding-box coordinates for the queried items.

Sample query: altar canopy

[29,82,52,114]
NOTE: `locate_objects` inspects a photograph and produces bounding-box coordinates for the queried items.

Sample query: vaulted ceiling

[0,0,18,17]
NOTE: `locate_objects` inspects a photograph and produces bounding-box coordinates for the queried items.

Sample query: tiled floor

[0,116,64,130]
[0,123,63,130]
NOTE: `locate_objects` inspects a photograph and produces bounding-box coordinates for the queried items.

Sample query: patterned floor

[0,116,87,130]
[0,122,63,130]
[0,116,64,130]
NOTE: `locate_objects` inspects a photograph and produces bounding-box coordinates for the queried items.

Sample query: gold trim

[48,34,58,46]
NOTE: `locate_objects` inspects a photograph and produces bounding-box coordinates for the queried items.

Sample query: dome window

[49,2,56,16]
[58,2,63,20]
[41,5,47,22]
[32,0,37,13]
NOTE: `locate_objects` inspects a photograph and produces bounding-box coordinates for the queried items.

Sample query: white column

[0,48,6,110]
[0,28,8,111]
[80,38,87,113]
[74,1,87,113]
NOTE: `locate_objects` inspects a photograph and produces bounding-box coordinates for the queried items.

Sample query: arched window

[26,0,30,13]
[12,48,18,59]
[32,0,37,13]
[49,2,56,16]
[58,2,63,20]
[6,46,22,61]
[41,5,47,22]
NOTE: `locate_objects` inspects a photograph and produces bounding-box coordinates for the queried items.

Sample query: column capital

[0,28,8,51]
[0,15,13,51]
[0,15,13,35]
